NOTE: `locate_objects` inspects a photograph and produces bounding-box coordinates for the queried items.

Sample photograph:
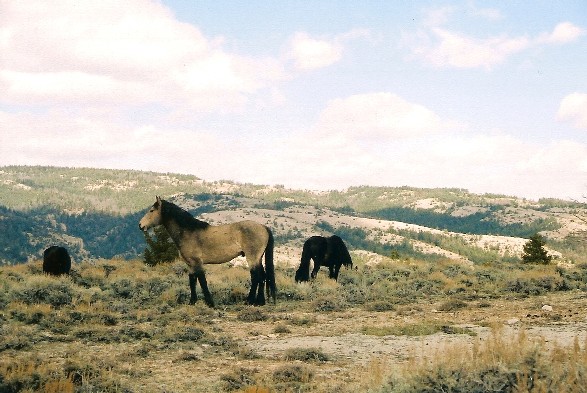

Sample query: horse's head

[139,196,163,231]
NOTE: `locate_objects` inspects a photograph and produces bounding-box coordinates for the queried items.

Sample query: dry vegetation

[1,256,586,392]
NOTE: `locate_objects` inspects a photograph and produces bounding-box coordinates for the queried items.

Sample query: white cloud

[315,92,459,140]
[419,28,529,69]
[408,8,584,69]
[558,92,587,129]
[0,0,285,110]
[538,22,585,44]
[263,128,587,200]
[286,32,343,71]
[0,109,235,178]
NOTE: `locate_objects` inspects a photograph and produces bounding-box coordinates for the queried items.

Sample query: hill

[1,165,586,265]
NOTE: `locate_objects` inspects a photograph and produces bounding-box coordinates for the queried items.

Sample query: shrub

[220,367,257,391]
[376,329,587,393]
[16,278,74,308]
[312,296,346,312]
[272,364,313,383]
[284,347,329,362]
[237,308,268,322]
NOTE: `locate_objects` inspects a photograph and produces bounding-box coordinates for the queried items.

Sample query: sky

[1,1,587,200]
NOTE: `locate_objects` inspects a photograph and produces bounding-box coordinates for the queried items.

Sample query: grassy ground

[1,257,586,392]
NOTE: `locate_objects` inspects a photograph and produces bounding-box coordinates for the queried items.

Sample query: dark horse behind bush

[295,235,352,282]
[43,246,71,276]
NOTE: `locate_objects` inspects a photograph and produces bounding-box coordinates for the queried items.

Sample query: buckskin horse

[139,196,275,307]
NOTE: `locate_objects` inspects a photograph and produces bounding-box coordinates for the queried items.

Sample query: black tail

[264,228,276,303]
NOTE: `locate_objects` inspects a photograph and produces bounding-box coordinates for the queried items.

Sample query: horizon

[2,163,582,203]
[1,1,586,200]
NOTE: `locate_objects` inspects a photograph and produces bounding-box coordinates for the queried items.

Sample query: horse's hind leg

[196,271,215,308]
[247,264,265,306]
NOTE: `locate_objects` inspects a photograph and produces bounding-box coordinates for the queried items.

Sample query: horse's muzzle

[138,223,145,232]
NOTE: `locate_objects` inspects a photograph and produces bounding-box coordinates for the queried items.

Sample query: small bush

[312,297,346,312]
[16,278,74,308]
[273,364,313,383]
[273,324,291,334]
[220,367,257,391]
[162,326,205,343]
[237,308,268,322]
[437,299,467,312]
[365,300,396,312]
[284,347,329,362]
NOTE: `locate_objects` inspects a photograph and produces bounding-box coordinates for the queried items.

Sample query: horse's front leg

[332,263,342,281]
[311,258,321,279]
[196,269,214,308]
[188,273,198,305]
[328,264,336,280]
[186,257,214,307]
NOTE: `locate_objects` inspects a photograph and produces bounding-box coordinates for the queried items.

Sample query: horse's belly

[182,242,242,265]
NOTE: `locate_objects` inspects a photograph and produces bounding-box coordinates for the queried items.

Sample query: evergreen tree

[521,233,552,264]
[143,226,178,266]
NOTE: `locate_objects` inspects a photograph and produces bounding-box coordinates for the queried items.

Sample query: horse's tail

[264,227,276,303]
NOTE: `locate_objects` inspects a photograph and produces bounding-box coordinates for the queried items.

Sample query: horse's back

[43,246,71,275]
[304,235,327,254]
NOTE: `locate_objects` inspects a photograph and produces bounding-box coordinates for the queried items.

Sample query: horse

[43,246,72,276]
[294,235,352,282]
[139,196,276,307]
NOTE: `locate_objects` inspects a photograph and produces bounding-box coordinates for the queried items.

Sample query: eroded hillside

[1,166,586,266]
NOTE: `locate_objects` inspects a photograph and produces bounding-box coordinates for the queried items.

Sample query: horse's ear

[155,195,161,208]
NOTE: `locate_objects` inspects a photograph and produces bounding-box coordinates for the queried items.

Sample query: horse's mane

[160,199,210,230]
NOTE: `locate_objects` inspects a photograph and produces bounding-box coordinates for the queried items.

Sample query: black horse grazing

[43,246,72,276]
[295,235,352,282]
[139,196,276,307]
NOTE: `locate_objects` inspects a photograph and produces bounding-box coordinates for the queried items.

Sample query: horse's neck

[162,220,185,247]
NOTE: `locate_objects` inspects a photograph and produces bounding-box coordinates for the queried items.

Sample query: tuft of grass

[220,367,257,392]
[273,323,291,334]
[272,364,313,383]
[376,329,587,393]
[363,321,475,337]
[365,300,396,312]
[237,308,268,322]
[437,298,468,312]
[284,347,330,362]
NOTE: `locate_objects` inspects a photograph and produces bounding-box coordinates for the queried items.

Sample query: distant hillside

[0,165,586,266]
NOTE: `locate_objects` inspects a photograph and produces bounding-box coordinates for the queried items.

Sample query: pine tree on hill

[522,233,552,265]
[143,226,178,266]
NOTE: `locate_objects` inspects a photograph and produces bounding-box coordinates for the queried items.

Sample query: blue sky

[1,1,586,200]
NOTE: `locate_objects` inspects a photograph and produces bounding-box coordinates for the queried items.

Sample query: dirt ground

[130,291,587,391]
[6,291,587,392]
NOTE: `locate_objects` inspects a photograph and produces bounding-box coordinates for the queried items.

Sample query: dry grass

[379,327,587,392]
[1,257,586,392]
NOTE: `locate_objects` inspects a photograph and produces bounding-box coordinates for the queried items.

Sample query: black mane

[160,199,210,230]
